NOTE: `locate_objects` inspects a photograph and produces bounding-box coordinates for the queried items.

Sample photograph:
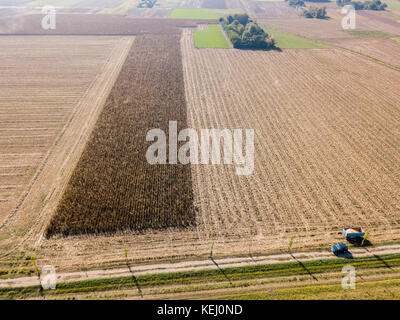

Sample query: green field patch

[169,8,219,19]
[345,30,393,38]
[193,25,229,48]
[393,37,400,42]
[262,26,331,49]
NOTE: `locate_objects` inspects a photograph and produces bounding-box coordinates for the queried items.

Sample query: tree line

[337,0,387,10]
[219,13,276,49]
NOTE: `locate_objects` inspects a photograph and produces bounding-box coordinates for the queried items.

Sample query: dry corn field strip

[181,28,400,243]
[46,34,194,237]
[0,36,125,223]
[0,36,133,253]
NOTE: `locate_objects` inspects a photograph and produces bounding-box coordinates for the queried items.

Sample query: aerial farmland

[0,0,400,303]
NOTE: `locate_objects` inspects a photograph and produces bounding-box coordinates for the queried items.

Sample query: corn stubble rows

[181,29,400,240]
[0,36,118,223]
[46,34,194,237]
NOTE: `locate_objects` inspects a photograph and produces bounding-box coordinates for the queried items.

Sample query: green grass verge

[262,26,330,49]
[2,253,400,299]
[217,278,400,299]
[168,8,220,19]
[345,30,393,38]
[393,37,400,43]
[193,25,229,48]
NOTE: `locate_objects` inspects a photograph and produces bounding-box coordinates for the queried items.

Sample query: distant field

[99,0,138,14]
[262,26,330,48]
[326,37,400,68]
[27,0,128,8]
[384,0,400,10]
[26,0,81,7]
[345,30,393,38]
[181,27,400,242]
[169,8,220,18]
[193,24,229,48]
[0,36,127,223]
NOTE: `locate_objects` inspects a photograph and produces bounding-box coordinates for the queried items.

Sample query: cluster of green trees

[137,0,157,8]
[285,0,327,18]
[303,6,327,18]
[336,0,387,10]
[286,0,305,7]
[219,14,275,49]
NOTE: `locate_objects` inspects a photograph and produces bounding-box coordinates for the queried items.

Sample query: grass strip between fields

[262,26,331,49]
[2,253,400,299]
[193,25,229,48]
[169,8,220,19]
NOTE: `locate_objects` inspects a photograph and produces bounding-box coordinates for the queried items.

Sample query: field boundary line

[333,44,400,73]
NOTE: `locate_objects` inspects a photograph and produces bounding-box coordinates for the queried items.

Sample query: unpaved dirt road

[1,243,399,289]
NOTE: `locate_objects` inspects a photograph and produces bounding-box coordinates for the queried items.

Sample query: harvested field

[260,7,400,40]
[181,28,400,239]
[202,0,226,9]
[46,34,194,237]
[258,11,353,40]
[125,8,173,17]
[0,14,217,35]
[326,37,400,68]
[179,0,202,7]
[225,0,245,10]
[248,1,299,19]
[357,10,400,36]
[98,0,138,14]
[0,36,130,224]
[262,25,330,48]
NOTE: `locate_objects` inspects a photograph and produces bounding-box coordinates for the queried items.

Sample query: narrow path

[1,243,400,289]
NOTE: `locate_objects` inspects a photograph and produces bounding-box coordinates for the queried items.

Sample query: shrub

[303,6,327,18]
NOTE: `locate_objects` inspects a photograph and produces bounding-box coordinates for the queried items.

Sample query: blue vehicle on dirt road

[331,243,348,255]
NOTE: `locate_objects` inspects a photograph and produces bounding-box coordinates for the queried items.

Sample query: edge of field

[0,36,135,254]
[2,244,400,299]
